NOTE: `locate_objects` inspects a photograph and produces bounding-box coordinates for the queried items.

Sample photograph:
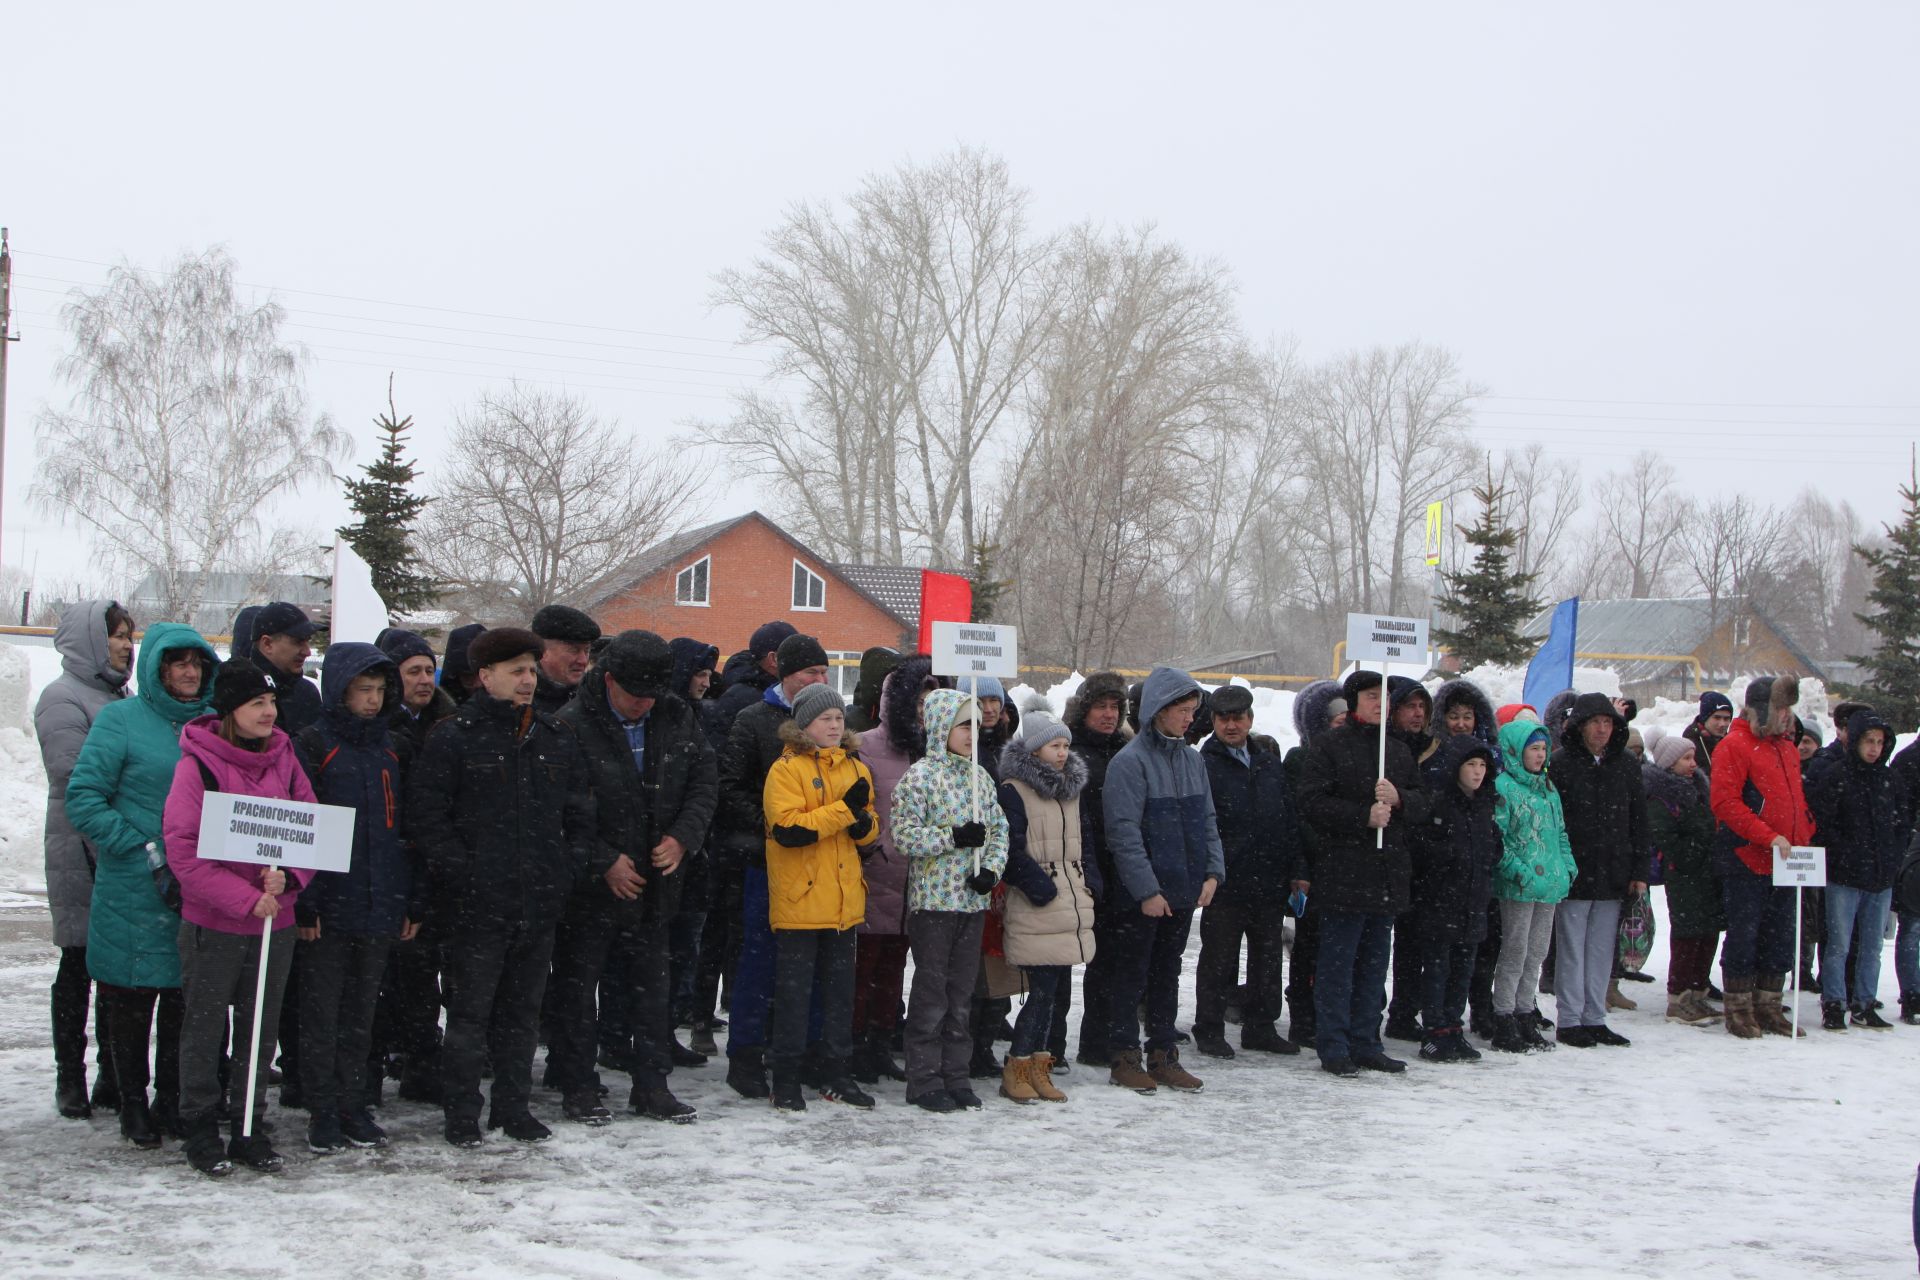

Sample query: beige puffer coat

[998,745,1099,968]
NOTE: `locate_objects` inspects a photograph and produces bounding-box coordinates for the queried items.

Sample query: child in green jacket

[892,689,1009,1112]
[1489,719,1576,1052]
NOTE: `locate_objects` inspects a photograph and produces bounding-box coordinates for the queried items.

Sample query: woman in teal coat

[64,622,218,1146]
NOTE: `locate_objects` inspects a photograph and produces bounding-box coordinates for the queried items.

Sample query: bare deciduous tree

[1589,452,1690,599]
[420,385,706,619]
[31,248,347,622]
[1497,443,1583,588]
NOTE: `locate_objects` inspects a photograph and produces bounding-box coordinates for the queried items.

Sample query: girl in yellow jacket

[763,684,879,1112]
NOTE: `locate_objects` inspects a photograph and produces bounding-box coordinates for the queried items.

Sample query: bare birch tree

[31,249,347,621]
[419,385,706,619]
[1590,452,1690,599]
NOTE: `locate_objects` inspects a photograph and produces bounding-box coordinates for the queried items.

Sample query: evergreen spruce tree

[1432,476,1544,669]
[336,381,442,614]
[968,538,1009,623]
[1846,464,1920,727]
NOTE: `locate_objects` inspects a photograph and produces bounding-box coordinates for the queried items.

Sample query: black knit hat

[601,630,675,699]
[467,626,545,672]
[530,604,601,645]
[751,620,799,660]
[211,659,276,717]
[1341,669,1384,706]
[776,632,830,679]
[442,623,486,681]
[375,627,436,668]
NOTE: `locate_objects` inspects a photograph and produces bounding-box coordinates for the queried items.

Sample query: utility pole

[0,228,15,573]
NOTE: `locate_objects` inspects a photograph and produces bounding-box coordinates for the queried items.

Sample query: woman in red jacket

[1708,676,1813,1039]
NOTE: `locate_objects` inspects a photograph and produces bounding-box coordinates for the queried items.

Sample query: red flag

[917,570,973,654]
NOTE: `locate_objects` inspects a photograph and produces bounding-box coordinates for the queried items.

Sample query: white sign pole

[242,913,273,1138]
[969,674,981,876]
[1773,845,1826,1042]
[1792,882,1802,1042]
[1376,662,1388,850]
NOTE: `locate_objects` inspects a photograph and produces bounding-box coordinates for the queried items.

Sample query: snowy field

[2,642,1917,1277]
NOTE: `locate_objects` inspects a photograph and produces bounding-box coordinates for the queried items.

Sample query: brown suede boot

[999,1055,1038,1104]
[1027,1053,1067,1103]
[1606,980,1638,1012]
[1147,1046,1204,1092]
[1722,983,1763,1039]
[1108,1048,1158,1094]
[1752,976,1805,1037]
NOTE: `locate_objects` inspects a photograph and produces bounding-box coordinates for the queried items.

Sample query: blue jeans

[1822,886,1893,1006]
[1314,910,1393,1062]
[728,865,775,1055]
[1010,965,1067,1058]
[1899,912,1920,998]
[1721,869,1797,983]
[1106,909,1195,1054]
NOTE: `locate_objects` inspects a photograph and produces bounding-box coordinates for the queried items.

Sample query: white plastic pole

[1791,881,1802,1042]
[242,912,273,1138]
[969,674,981,875]
[1375,660,1388,850]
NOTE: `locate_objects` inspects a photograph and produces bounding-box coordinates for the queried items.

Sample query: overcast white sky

[4,2,1916,596]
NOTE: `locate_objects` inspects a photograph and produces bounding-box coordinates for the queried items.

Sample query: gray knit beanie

[791,683,846,730]
[1015,704,1071,753]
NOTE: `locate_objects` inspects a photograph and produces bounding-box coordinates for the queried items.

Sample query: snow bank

[0,644,47,892]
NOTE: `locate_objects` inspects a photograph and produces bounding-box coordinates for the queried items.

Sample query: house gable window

[792,560,825,612]
[676,556,711,606]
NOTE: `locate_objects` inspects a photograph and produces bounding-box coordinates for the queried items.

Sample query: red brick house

[588,512,919,692]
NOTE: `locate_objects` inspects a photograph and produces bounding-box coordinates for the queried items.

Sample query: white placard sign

[1774,845,1827,888]
[1345,612,1430,664]
[930,621,1019,680]
[195,792,356,873]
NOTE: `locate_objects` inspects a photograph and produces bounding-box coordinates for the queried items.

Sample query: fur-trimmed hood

[1292,679,1345,747]
[879,653,945,758]
[1065,670,1133,736]
[777,718,862,755]
[998,738,1089,801]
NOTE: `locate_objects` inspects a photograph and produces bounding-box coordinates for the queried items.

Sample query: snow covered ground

[2,644,1916,1277]
[0,892,1915,1277]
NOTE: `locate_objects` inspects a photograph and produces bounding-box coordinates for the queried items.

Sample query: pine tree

[968,538,1009,623]
[336,380,442,614]
[1845,464,1920,727]
[1432,476,1545,669]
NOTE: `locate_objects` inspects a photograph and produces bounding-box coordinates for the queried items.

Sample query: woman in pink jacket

[164,660,316,1177]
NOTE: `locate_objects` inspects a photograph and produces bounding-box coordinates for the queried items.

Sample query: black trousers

[1287,907,1320,1033]
[695,840,750,1025]
[441,923,556,1122]
[52,945,111,1077]
[772,928,857,1081]
[1387,912,1423,1022]
[1077,905,1117,1061]
[372,928,443,1064]
[299,930,394,1115]
[1196,901,1287,1030]
[1106,908,1196,1054]
[1468,900,1501,1020]
[548,904,675,1098]
[100,982,181,1101]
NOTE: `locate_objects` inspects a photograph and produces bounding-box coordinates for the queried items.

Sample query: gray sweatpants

[178,922,295,1126]
[1553,898,1621,1028]
[1491,900,1557,1016]
[905,910,984,1101]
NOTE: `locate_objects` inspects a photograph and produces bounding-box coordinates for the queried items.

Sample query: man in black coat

[1193,685,1300,1058]
[549,631,719,1124]
[529,604,601,716]
[1066,671,1133,1066]
[1282,679,1348,1046]
[1297,670,1432,1075]
[377,627,458,759]
[715,631,831,1097]
[1383,675,1436,1041]
[711,620,799,724]
[407,627,597,1147]
[248,601,323,736]
[1547,692,1649,1047]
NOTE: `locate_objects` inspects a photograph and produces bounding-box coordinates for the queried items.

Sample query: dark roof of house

[833,564,925,628]
[1521,596,1825,686]
[586,511,914,627]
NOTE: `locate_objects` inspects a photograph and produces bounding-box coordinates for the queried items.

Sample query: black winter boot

[1383,1011,1422,1043]
[228,1119,284,1172]
[1192,1024,1236,1059]
[1488,1014,1528,1054]
[1902,993,1920,1026]
[184,1113,233,1176]
[1519,1011,1554,1051]
[968,1042,1001,1079]
[1241,1023,1299,1055]
[120,1094,161,1149]
[55,1067,90,1119]
[726,1046,770,1100]
[1821,1000,1848,1032]
[89,1071,121,1114]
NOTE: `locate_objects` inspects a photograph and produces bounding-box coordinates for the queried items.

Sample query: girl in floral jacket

[892,688,1009,1112]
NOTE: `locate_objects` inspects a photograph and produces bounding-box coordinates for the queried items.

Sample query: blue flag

[1523,597,1579,714]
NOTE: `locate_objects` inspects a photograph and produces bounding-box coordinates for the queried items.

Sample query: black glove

[847,811,873,843]
[771,824,818,848]
[966,868,999,894]
[843,776,871,812]
[952,821,987,849]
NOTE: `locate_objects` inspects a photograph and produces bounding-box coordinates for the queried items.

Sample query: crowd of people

[30,597,1920,1177]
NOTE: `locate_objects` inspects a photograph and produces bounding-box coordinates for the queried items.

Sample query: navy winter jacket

[1809,710,1903,894]
[294,643,417,936]
[1101,668,1226,911]
[1201,734,1297,909]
